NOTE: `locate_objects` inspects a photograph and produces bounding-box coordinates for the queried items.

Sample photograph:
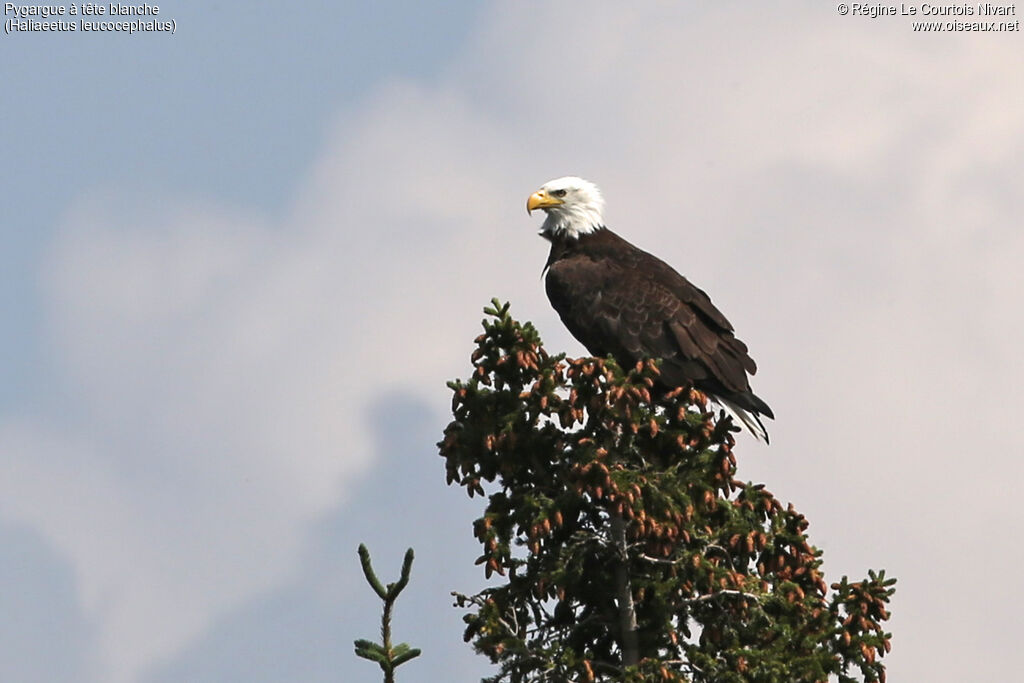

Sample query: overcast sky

[3,2,1023,681]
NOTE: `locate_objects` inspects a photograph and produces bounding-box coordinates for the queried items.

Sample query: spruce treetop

[440,300,894,683]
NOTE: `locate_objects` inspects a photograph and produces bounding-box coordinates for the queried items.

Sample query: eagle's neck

[541,225,608,247]
[540,206,605,240]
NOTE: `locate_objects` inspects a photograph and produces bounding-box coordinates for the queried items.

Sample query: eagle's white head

[527,176,605,239]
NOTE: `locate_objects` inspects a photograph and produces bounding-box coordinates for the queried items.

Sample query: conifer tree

[354,545,421,682]
[440,301,894,683]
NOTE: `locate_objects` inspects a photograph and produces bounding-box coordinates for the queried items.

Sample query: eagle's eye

[551,189,567,198]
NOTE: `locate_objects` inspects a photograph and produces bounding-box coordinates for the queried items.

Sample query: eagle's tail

[717,398,770,444]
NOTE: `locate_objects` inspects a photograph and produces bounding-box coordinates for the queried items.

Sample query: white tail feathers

[717,398,770,444]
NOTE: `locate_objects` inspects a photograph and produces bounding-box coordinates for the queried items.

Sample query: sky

[2,1,1023,681]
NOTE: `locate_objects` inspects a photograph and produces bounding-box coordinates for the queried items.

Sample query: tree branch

[679,589,761,606]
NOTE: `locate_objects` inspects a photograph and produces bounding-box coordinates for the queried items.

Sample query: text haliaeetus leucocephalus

[527,176,774,442]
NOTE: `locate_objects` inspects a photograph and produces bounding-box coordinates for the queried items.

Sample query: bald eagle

[527,176,774,442]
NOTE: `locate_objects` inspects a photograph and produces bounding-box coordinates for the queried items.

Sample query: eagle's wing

[546,249,762,404]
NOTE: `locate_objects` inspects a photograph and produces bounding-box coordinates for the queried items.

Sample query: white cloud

[2,2,1022,680]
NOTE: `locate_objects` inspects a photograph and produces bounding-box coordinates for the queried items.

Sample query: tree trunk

[610,513,639,667]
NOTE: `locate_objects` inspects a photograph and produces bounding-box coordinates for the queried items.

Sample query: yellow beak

[527,190,564,214]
